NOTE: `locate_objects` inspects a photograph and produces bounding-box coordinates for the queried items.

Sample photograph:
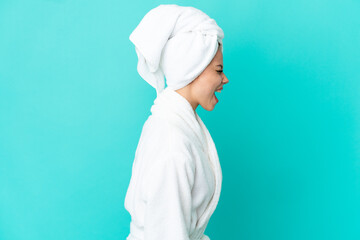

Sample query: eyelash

[217,70,223,73]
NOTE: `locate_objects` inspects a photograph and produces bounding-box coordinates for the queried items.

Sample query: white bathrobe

[124,87,222,240]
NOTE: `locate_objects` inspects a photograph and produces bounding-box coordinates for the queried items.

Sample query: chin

[201,103,216,111]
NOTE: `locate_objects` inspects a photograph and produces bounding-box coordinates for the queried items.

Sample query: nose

[222,73,229,84]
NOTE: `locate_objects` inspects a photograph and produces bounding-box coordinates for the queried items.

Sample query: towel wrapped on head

[129,4,224,96]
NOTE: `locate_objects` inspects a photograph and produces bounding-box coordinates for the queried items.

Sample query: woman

[124,4,229,240]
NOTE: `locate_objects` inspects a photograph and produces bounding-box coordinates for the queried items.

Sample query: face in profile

[190,44,229,111]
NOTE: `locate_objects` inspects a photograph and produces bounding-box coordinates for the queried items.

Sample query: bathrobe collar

[150,87,206,150]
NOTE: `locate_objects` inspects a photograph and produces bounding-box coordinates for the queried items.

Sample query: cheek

[208,79,221,93]
[203,85,216,98]
[204,81,219,97]
[194,75,220,101]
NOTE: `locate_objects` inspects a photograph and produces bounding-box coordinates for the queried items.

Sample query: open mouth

[214,91,219,102]
[213,86,223,102]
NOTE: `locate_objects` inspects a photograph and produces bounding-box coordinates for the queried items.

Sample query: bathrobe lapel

[150,87,222,228]
[194,113,222,227]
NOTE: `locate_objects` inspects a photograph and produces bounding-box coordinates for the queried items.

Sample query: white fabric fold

[124,87,222,240]
[129,4,224,96]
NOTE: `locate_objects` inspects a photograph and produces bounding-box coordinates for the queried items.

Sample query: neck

[175,88,198,113]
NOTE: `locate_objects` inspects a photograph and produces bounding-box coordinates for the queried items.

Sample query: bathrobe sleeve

[144,149,195,240]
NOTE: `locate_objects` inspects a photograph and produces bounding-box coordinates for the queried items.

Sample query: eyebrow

[216,64,223,69]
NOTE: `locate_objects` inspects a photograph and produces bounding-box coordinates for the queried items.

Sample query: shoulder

[145,115,192,149]
[144,115,195,166]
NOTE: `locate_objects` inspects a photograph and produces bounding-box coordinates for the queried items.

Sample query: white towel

[129,4,224,96]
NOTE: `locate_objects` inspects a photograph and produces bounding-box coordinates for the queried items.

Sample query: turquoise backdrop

[0,0,359,239]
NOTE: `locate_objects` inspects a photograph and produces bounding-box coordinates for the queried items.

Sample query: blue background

[0,0,359,239]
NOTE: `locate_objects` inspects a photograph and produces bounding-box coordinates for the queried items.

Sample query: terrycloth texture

[124,87,222,240]
[129,4,224,96]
